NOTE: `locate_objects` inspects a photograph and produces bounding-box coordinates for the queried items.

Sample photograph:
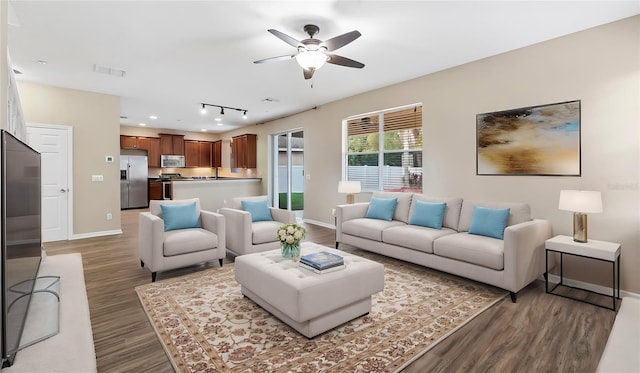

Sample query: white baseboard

[302,218,336,230]
[71,229,123,240]
[546,274,640,300]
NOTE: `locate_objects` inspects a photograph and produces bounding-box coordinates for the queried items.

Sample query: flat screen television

[0,130,42,367]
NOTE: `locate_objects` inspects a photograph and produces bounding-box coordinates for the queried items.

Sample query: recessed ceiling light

[149,115,157,120]
[217,122,223,126]
[201,129,207,132]
[215,118,222,121]
[139,123,146,126]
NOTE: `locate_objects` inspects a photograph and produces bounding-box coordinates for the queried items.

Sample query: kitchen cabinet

[231,134,257,168]
[147,138,161,167]
[159,134,185,155]
[148,181,163,201]
[185,140,213,167]
[212,141,222,168]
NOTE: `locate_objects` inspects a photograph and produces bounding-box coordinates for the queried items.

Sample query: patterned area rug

[135,250,506,372]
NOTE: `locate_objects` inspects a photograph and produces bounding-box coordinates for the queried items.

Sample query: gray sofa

[336,192,553,301]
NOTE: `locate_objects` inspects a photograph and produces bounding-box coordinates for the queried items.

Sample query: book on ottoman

[300,251,344,270]
[299,262,346,274]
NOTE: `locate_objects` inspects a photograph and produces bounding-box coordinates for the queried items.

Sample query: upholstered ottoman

[234,242,385,338]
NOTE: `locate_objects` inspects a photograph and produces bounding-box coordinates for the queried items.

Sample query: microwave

[160,155,185,168]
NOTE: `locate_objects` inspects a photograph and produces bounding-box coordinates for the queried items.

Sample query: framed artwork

[476,100,581,176]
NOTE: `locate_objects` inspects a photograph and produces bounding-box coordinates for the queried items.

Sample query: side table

[545,235,620,311]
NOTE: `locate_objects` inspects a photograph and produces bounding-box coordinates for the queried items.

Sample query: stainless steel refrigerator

[120,152,148,209]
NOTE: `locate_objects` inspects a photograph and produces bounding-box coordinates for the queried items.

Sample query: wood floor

[42,209,616,373]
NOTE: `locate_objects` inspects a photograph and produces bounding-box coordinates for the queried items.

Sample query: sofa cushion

[161,202,201,231]
[409,200,446,229]
[252,220,283,245]
[409,195,463,230]
[469,206,510,240]
[242,199,273,222]
[433,232,504,270]
[373,192,413,223]
[383,225,457,254]
[232,195,268,210]
[342,218,406,242]
[150,198,201,218]
[163,228,218,256]
[366,197,397,221]
[458,200,530,232]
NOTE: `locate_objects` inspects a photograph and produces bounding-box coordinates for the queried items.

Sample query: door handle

[60,188,69,193]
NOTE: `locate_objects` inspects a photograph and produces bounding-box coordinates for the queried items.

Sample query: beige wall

[249,16,640,293]
[17,82,121,236]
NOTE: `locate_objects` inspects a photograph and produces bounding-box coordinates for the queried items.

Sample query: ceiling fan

[254,24,365,80]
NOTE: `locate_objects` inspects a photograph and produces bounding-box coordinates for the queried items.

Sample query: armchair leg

[510,292,517,303]
[152,272,157,282]
[218,259,224,267]
[140,260,145,268]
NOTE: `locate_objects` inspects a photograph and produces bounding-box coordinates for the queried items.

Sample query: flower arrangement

[277,223,306,260]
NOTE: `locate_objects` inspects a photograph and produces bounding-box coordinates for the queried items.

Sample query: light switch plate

[105,156,114,163]
[91,175,104,182]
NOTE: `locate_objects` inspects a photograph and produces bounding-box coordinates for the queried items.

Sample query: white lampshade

[558,190,603,213]
[296,50,328,70]
[338,181,361,194]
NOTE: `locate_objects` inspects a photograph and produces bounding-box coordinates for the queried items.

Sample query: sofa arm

[219,208,252,255]
[270,207,296,224]
[503,219,553,293]
[336,202,370,243]
[139,212,165,270]
[201,210,225,252]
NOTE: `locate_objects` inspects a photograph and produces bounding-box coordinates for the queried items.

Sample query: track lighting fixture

[199,103,247,119]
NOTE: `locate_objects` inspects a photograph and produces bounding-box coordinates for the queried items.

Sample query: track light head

[200,103,207,114]
[220,107,225,115]
[243,110,248,119]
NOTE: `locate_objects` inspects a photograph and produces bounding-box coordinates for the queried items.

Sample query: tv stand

[10,276,60,351]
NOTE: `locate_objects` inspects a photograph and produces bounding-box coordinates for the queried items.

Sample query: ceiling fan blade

[303,68,315,80]
[268,29,302,48]
[327,54,365,69]
[322,30,361,52]
[253,54,296,64]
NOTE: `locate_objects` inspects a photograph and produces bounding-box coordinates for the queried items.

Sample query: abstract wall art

[476,100,581,176]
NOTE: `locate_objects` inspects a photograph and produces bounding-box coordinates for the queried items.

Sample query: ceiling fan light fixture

[296,50,328,70]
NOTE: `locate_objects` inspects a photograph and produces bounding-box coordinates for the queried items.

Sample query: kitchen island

[170,178,262,212]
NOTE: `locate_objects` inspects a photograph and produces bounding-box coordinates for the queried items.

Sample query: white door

[26,125,72,242]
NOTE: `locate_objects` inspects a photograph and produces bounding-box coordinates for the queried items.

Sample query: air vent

[94,64,126,78]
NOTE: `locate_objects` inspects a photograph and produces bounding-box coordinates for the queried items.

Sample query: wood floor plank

[42,209,616,372]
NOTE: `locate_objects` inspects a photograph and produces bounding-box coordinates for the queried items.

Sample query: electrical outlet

[106,213,112,220]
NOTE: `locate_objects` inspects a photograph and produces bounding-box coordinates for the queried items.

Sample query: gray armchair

[139,198,225,282]
[219,195,296,257]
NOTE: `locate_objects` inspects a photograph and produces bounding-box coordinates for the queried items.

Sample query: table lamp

[338,181,361,204]
[558,190,603,243]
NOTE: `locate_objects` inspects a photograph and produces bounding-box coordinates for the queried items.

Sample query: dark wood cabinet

[120,135,137,149]
[159,134,185,155]
[212,141,222,168]
[199,141,212,167]
[185,140,213,167]
[147,137,161,167]
[231,134,257,168]
[148,181,163,201]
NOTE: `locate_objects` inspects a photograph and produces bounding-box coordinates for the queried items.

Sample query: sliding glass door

[272,130,304,220]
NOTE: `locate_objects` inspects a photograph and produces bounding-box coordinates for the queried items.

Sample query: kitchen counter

[171,178,262,211]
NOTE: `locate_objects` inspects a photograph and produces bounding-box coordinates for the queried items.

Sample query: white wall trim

[27,123,74,240]
[546,274,640,300]
[71,229,122,240]
[303,218,335,230]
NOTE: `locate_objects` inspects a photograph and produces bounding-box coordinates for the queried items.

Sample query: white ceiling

[7,1,639,133]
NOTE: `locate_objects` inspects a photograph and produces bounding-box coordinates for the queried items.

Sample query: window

[344,104,422,193]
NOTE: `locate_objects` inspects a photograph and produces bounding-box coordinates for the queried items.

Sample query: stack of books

[299,251,345,274]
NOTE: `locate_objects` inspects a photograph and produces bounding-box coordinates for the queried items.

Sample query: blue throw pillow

[468,206,510,239]
[241,199,272,222]
[365,197,397,221]
[409,200,446,229]
[161,202,200,232]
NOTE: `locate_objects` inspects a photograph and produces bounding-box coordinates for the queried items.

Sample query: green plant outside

[278,193,304,211]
